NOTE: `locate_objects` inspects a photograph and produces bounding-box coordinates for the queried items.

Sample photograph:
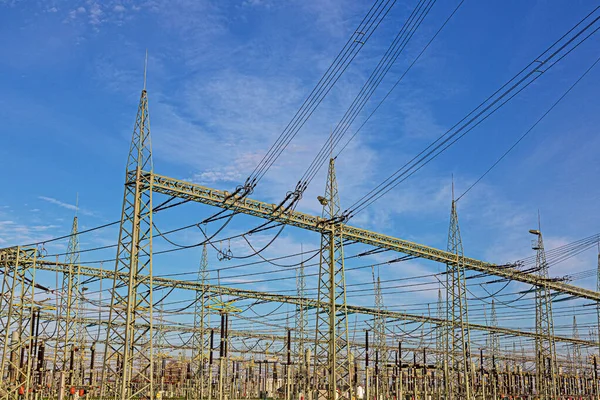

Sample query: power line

[344,7,600,218]
[246,0,397,190]
[456,53,600,201]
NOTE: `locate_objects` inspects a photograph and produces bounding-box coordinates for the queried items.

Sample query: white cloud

[88,2,103,26]
[38,196,98,217]
[39,196,78,211]
[0,219,65,249]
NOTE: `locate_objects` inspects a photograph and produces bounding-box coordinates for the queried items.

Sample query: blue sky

[1,0,600,355]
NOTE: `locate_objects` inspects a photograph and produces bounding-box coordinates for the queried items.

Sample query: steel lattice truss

[313,157,353,399]
[100,87,154,400]
[1,71,600,400]
[148,173,600,301]
[190,244,210,399]
[55,216,84,387]
[532,230,558,399]
[12,257,599,348]
[445,200,473,400]
[0,247,39,400]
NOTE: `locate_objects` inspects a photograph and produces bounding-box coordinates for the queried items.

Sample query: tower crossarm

[149,172,598,300]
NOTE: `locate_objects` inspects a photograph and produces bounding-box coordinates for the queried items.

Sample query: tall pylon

[155,303,166,393]
[529,224,557,400]
[101,54,154,400]
[371,266,387,396]
[56,212,82,386]
[0,247,39,400]
[571,315,581,374]
[191,244,210,399]
[295,248,307,395]
[489,300,500,367]
[436,287,445,369]
[313,156,352,400]
[445,186,473,400]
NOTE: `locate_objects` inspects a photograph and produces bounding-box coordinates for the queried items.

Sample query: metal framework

[436,287,444,369]
[2,76,600,400]
[295,255,308,396]
[445,198,472,400]
[488,300,500,368]
[191,244,210,399]
[531,228,557,400]
[0,247,39,400]
[27,258,600,347]
[148,173,600,301]
[313,157,352,400]
[572,315,581,374]
[371,266,387,398]
[56,215,83,388]
[100,82,154,400]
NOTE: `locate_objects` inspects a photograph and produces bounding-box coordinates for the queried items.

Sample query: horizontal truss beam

[31,259,597,347]
[149,173,599,301]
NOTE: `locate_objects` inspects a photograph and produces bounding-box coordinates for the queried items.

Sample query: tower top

[143,49,148,91]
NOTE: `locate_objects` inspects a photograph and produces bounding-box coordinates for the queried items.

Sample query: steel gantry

[445,197,473,400]
[191,244,210,400]
[0,247,39,400]
[100,79,155,400]
[530,228,558,400]
[3,72,600,400]
[488,300,500,367]
[56,215,83,389]
[371,266,387,399]
[294,254,308,397]
[436,287,445,370]
[24,257,600,348]
[313,157,353,400]
[148,173,600,301]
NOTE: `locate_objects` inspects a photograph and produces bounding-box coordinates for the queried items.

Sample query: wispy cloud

[38,196,98,217]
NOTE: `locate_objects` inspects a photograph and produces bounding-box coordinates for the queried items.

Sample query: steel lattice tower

[295,253,307,395]
[371,266,387,396]
[436,287,445,369]
[445,197,473,400]
[313,156,352,400]
[0,247,39,400]
[488,300,500,368]
[191,244,210,399]
[530,227,557,400]
[155,303,166,393]
[56,215,82,386]
[572,315,581,374]
[101,65,154,400]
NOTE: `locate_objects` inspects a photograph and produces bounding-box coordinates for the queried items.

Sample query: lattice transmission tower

[0,247,39,400]
[56,214,83,387]
[313,156,352,400]
[436,287,445,369]
[530,226,557,400]
[295,252,308,395]
[101,59,154,400]
[572,315,581,374]
[445,193,473,400]
[191,244,210,399]
[371,266,387,397]
[487,299,500,368]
